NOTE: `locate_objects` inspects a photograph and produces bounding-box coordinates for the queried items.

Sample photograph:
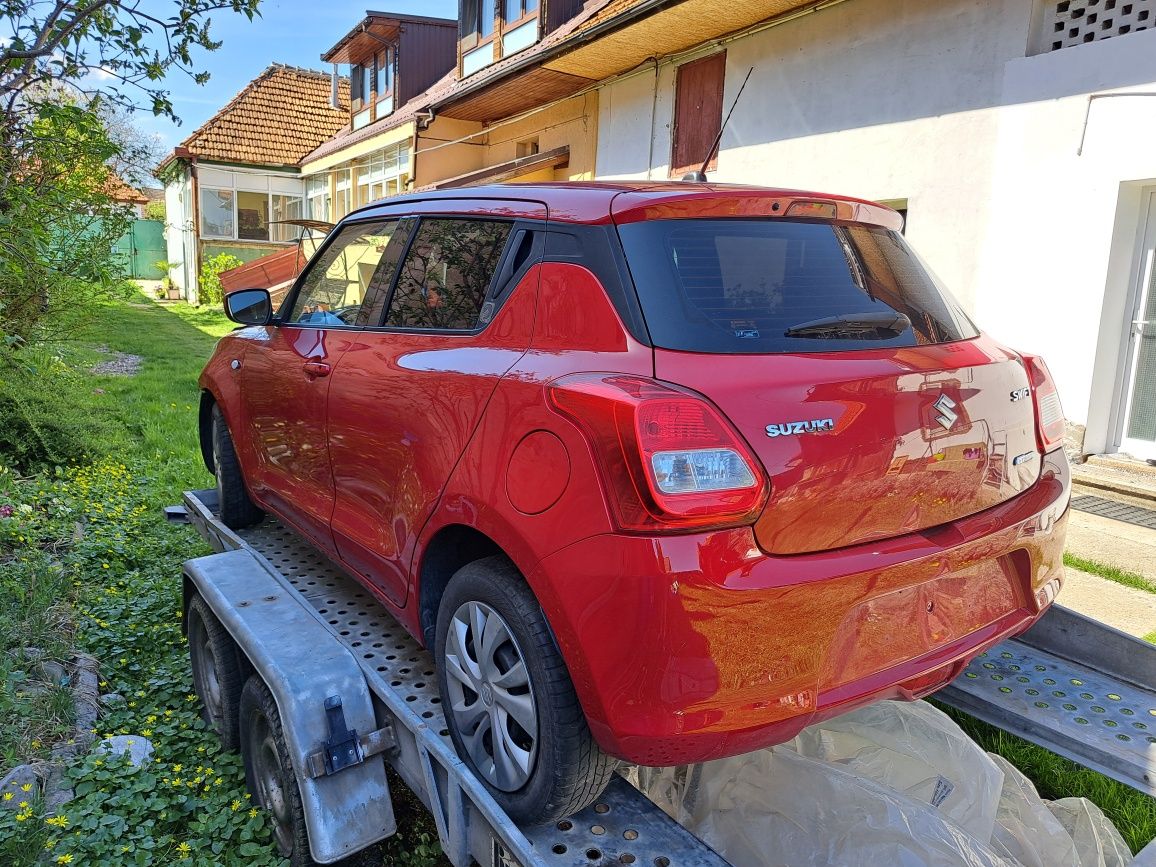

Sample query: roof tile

[176,64,350,167]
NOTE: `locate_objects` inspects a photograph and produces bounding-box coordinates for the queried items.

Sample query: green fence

[113,219,166,279]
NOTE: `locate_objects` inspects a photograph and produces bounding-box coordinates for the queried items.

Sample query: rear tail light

[547,374,769,532]
[1022,354,1065,452]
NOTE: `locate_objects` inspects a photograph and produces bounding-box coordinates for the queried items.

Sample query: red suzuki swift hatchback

[200,182,1070,823]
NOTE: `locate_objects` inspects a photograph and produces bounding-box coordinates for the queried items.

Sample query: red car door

[326,200,547,608]
[240,217,406,552]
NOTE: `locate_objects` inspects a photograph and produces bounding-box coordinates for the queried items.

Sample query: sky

[131,0,459,153]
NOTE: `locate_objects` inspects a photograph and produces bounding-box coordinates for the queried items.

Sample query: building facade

[160,65,350,302]
[593,0,1156,461]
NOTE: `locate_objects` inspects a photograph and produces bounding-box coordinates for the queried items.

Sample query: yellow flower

[44,839,56,849]
[55,855,73,865]
[171,764,182,773]
[230,800,241,811]
[20,783,31,792]
[248,808,259,819]
[176,842,191,857]
[46,816,69,828]
[15,813,27,822]
[2,792,11,801]
[18,801,28,809]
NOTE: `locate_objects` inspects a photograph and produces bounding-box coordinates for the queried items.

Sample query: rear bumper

[529,449,1070,766]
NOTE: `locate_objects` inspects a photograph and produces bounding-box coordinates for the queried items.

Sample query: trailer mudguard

[183,548,396,863]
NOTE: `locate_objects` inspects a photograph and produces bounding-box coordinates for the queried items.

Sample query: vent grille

[1038,0,1154,52]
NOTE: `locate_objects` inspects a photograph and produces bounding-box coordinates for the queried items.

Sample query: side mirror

[224,288,273,326]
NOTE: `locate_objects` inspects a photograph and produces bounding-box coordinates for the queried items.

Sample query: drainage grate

[1071,494,1156,530]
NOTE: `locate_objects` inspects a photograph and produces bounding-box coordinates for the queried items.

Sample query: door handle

[303,361,331,378]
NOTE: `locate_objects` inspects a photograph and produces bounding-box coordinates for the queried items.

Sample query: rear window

[616,219,978,354]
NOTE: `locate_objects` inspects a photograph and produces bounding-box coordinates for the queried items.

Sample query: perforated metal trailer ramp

[937,606,1156,797]
[181,489,726,867]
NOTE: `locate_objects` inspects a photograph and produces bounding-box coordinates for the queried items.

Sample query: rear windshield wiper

[784,311,911,339]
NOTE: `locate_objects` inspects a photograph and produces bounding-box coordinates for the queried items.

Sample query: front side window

[386,219,511,330]
[200,189,234,238]
[287,219,401,326]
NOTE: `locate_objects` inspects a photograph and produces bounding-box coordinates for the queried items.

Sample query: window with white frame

[306,175,331,222]
[199,187,303,243]
[334,169,352,220]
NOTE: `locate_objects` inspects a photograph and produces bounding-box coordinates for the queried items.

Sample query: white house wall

[595,0,1156,455]
[163,171,193,296]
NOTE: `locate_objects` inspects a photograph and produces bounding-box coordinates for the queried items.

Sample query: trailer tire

[211,403,263,529]
[239,675,313,866]
[187,594,244,751]
[435,556,616,823]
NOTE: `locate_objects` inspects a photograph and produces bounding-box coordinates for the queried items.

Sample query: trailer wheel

[187,595,244,751]
[211,403,263,529]
[239,675,313,866]
[435,556,617,823]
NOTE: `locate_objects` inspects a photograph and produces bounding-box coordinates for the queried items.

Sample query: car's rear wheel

[435,556,616,822]
[211,403,263,529]
[187,594,244,751]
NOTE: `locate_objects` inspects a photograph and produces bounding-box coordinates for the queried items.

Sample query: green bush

[198,254,243,306]
[0,352,120,471]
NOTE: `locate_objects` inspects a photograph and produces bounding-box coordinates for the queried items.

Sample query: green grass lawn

[0,296,442,866]
[1,295,1153,862]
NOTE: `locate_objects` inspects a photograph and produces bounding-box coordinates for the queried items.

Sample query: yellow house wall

[480,92,598,182]
[414,92,599,188]
[300,121,416,175]
[415,117,486,188]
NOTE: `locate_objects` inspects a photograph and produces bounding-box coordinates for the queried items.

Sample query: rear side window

[386,218,512,331]
[616,219,978,354]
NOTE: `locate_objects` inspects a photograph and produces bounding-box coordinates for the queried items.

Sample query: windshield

[616,219,978,354]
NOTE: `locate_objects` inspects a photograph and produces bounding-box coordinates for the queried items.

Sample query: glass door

[1120,192,1156,460]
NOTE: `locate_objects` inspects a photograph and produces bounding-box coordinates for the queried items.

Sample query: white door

[1119,192,1156,460]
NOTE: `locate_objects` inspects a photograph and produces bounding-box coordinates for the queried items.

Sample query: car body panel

[327,262,542,608]
[655,336,1042,555]
[529,449,1069,765]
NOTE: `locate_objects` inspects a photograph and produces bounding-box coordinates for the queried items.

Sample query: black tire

[239,675,313,866]
[187,594,244,751]
[435,556,617,823]
[211,403,263,529]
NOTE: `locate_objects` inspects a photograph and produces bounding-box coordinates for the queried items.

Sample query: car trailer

[171,488,1156,865]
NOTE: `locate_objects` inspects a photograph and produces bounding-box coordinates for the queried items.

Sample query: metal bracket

[306,720,397,780]
[163,504,190,524]
[323,696,362,774]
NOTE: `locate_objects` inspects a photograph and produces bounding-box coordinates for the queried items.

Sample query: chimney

[331,63,340,109]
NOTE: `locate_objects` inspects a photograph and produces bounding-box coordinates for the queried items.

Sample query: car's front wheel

[211,403,263,529]
[435,556,616,822]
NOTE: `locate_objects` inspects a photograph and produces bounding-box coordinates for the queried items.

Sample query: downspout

[645,56,659,181]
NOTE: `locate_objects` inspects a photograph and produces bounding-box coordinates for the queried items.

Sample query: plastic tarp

[628,700,1133,867]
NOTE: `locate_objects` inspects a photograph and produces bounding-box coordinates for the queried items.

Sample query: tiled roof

[104,174,148,204]
[173,64,350,168]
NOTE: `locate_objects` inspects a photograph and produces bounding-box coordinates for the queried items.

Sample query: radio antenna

[683,66,754,183]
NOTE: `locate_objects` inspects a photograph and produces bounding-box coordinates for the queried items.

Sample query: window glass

[305,174,330,221]
[617,219,978,354]
[287,220,401,326]
[334,169,352,220]
[270,195,303,242]
[375,48,393,98]
[480,0,495,37]
[236,190,269,241]
[200,189,234,238]
[386,219,512,330]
